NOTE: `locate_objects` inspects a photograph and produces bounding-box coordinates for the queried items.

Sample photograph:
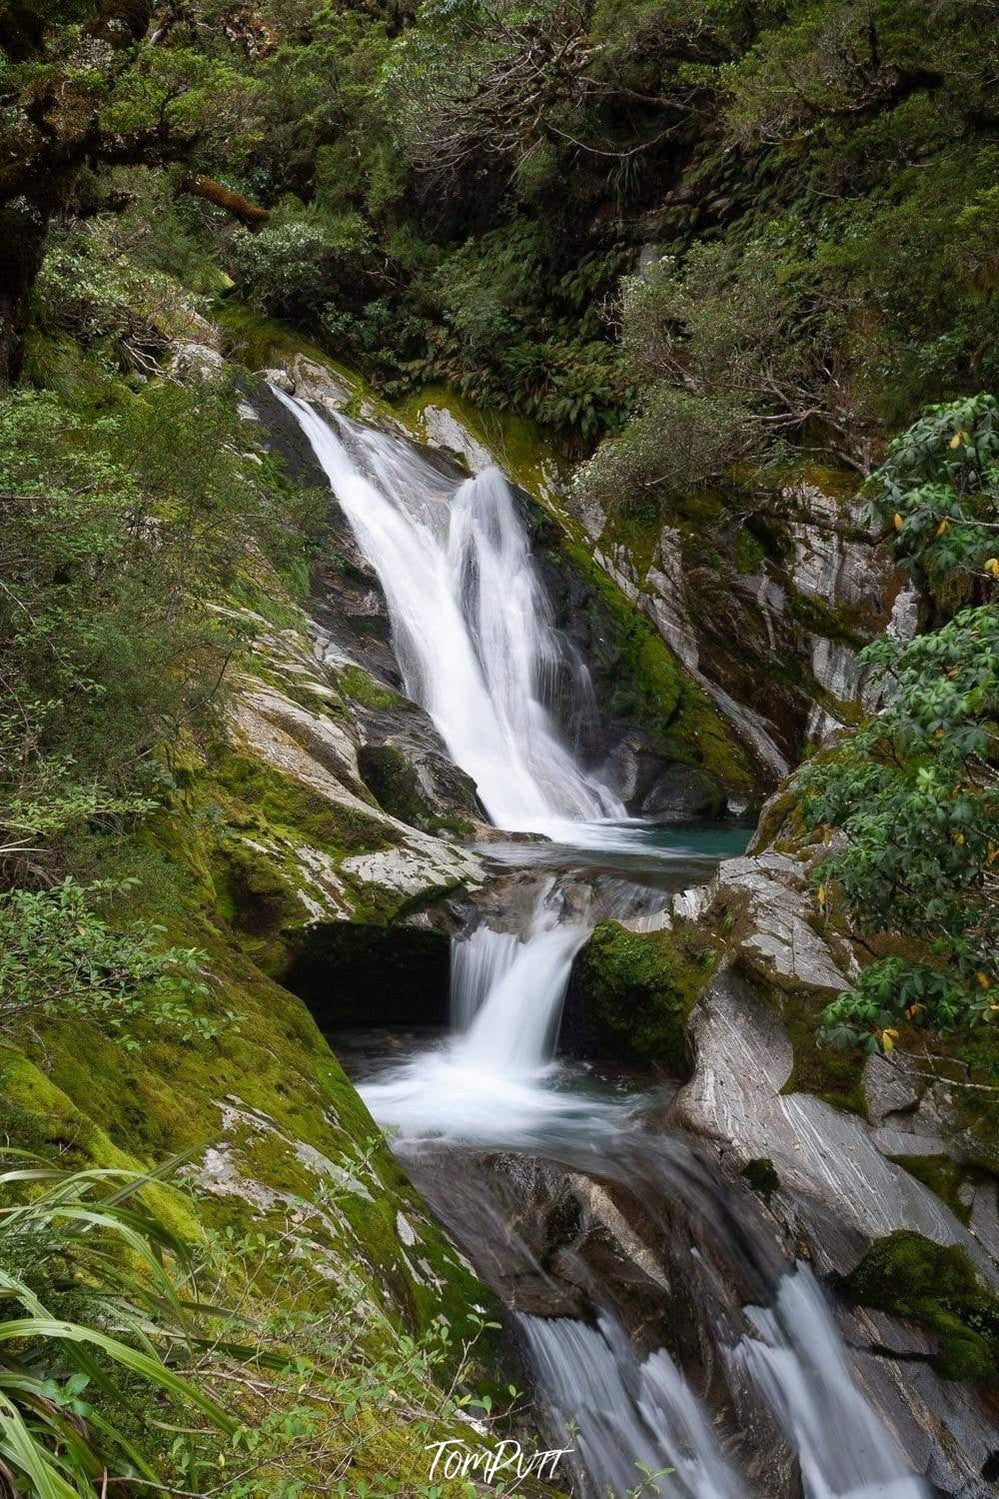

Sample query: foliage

[171,1216,504,1499]
[863,393,999,597]
[0,370,324,877]
[796,398,998,1054]
[384,0,599,179]
[0,1158,235,1494]
[5,0,998,447]
[0,879,224,1047]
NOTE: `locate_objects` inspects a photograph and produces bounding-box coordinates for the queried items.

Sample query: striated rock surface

[569,471,909,790]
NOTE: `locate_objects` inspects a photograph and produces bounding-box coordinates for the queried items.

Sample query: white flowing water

[521,1309,741,1499]
[272,387,624,838]
[733,1266,926,1499]
[521,1267,927,1499]
[360,886,598,1144]
[277,391,928,1499]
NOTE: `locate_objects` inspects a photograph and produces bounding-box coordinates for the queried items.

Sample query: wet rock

[569,471,908,782]
[710,852,857,993]
[673,966,987,1276]
[417,404,494,474]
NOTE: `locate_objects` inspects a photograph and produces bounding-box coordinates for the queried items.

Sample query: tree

[0,1,253,383]
[384,0,600,182]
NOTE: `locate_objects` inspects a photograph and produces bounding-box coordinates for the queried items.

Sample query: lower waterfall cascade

[280,391,932,1497]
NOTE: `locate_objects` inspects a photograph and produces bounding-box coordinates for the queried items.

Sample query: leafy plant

[0,1157,236,1495]
[796,397,998,1054]
[0,878,226,1047]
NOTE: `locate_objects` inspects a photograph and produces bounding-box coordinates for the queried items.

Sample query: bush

[0,878,223,1047]
[795,397,999,1054]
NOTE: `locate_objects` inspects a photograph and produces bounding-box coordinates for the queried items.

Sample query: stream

[277,388,930,1498]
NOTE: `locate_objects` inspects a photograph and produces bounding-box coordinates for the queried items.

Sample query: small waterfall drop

[272,388,623,836]
[520,1309,741,1499]
[360,890,594,1144]
[733,1266,927,1499]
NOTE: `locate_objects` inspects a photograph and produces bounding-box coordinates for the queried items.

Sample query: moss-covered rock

[742,1157,781,1198]
[844,1230,999,1383]
[563,921,717,1072]
[358,742,475,839]
[555,534,757,800]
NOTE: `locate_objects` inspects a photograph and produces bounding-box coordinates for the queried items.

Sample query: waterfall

[521,1269,927,1499]
[272,389,624,836]
[449,923,521,1032]
[278,389,929,1499]
[456,885,587,1074]
[360,898,595,1145]
[732,1266,927,1499]
[520,1309,741,1499]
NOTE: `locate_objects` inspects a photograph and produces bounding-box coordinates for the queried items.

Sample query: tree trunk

[0,204,49,388]
[180,175,271,228]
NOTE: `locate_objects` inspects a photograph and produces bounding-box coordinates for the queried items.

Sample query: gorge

[2,3,997,1494]
[271,380,983,1495]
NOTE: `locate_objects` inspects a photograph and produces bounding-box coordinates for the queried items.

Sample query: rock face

[216,603,485,936]
[638,832,999,1496]
[666,842,999,1273]
[570,474,910,790]
[675,965,984,1274]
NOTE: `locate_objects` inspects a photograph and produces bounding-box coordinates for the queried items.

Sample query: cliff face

[574,469,915,788]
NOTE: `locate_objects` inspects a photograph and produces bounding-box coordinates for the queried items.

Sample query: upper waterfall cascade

[273,387,624,837]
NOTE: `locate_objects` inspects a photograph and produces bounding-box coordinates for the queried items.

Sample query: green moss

[750,786,805,853]
[568,922,716,1072]
[334,663,407,711]
[358,742,474,838]
[733,527,767,574]
[226,572,306,632]
[562,537,756,796]
[598,492,665,578]
[217,303,362,390]
[394,384,568,504]
[845,1230,999,1383]
[210,837,303,973]
[742,1157,780,1197]
[777,986,868,1114]
[888,1155,974,1226]
[214,748,391,857]
[784,582,868,649]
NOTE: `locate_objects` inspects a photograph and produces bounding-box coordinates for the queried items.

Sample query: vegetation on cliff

[796,398,998,1063]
